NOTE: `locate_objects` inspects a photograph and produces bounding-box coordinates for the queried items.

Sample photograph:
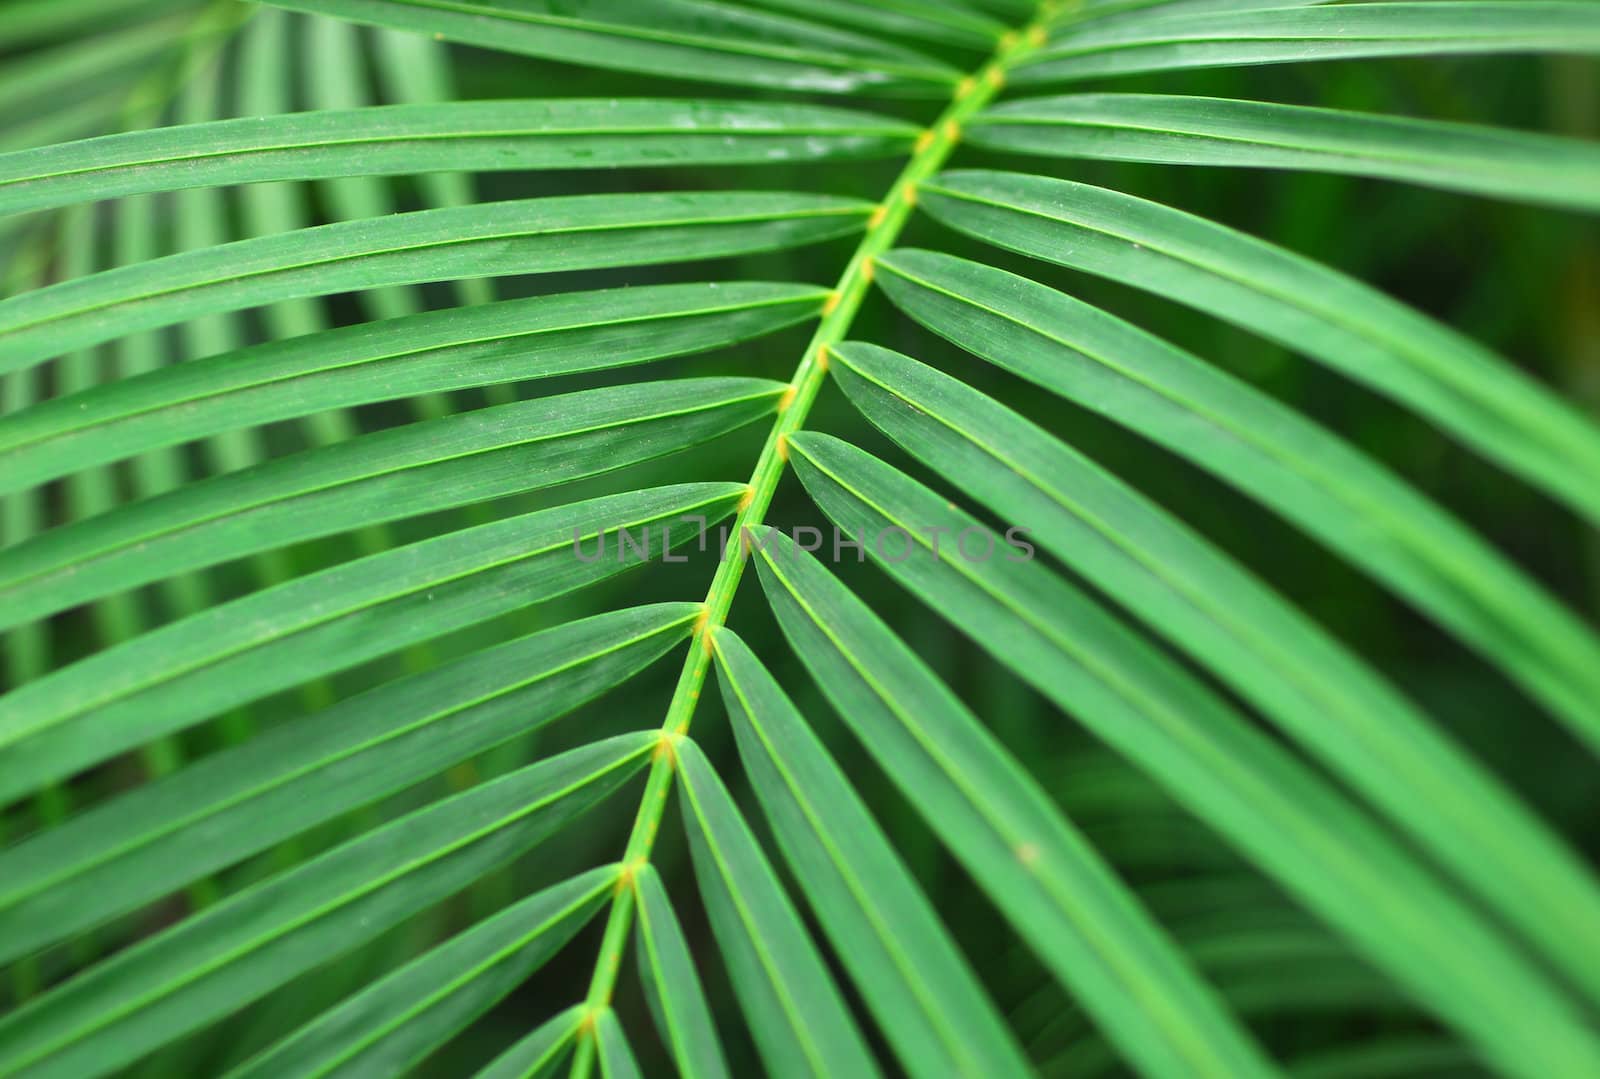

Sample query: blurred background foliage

[1,2,1596,1075]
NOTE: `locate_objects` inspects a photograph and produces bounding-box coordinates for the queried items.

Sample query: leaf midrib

[564,4,1069,1054]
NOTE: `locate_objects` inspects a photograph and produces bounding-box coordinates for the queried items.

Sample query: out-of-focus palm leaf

[265,0,962,94]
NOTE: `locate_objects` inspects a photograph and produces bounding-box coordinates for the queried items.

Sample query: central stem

[568,7,1062,1067]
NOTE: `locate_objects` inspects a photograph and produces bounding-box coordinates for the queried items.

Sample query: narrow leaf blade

[0,483,743,804]
[748,526,1275,1079]
[264,0,960,94]
[1015,3,1600,83]
[0,735,656,1079]
[228,867,619,1078]
[0,377,783,629]
[778,439,1600,1076]
[710,626,1032,1079]
[826,339,1600,1007]
[970,93,1600,213]
[0,604,700,965]
[872,248,1600,751]
[474,1006,586,1079]
[595,1009,646,1079]
[633,865,731,1079]
[0,191,871,375]
[674,737,883,1079]
[918,169,1600,527]
[0,100,918,217]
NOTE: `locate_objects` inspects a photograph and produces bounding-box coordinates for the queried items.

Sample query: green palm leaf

[710,627,1033,1077]
[872,247,1600,751]
[0,282,825,494]
[474,1006,586,1079]
[823,339,1600,1003]
[4,0,1596,1075]
[0,484,740,803]
[674,737,883,1078]
[0,192,869,374]
[749,526,1277,1078]
[0,604,699,965]
[0,378,782,628]
[0,0,194,47]
[918,170,1600,528]
[266,0,961,93]
[632,865,732,1079]
[778,436,1600,1074]
[0,100,916,217]
[227,867,617,1078]
[1015,3,1600,83]
[0,736,653,1079]
[969,93,1600,212]
[745,0,1006,49]
[593,1010,646,1079]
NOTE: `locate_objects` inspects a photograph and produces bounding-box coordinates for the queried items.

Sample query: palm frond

[3,0,1598,1076]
